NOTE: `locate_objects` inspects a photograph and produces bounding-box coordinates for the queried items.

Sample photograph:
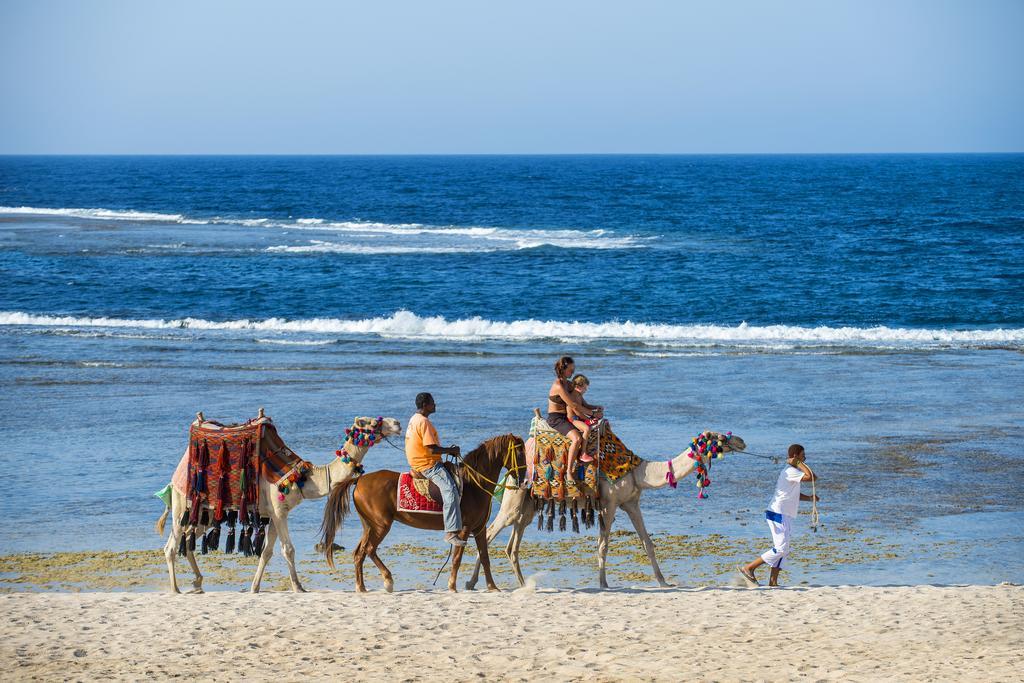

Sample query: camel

[465,429,746,590]
[155,413,401,593]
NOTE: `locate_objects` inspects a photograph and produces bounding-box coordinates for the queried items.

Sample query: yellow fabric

[405,413,441,472]
[597,428,643,481]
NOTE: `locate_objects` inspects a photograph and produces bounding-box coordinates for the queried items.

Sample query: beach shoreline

[2,585,1021,681]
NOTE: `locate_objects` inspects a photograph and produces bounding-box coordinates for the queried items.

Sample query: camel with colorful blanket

[466,413,745,589]
[155,409,401,593]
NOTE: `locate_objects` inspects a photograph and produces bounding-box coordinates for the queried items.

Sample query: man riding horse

[406,392,467,547]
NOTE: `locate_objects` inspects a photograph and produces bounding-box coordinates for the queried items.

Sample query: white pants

[760,512,793,569]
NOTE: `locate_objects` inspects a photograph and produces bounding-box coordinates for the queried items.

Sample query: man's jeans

[420,462,462,534]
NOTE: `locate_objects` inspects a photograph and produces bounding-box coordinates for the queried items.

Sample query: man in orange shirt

[406,392,466,547]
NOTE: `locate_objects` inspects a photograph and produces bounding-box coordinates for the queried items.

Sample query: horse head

[495,433,527,487]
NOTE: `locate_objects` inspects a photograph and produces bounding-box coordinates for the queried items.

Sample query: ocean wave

[1,311,1022,350]
[265,241,497,255]
[0,206,184,222]
[1,206,648,250]
[255,338,335,346]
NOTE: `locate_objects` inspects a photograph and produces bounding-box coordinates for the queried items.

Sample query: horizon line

[2,151,1024,158]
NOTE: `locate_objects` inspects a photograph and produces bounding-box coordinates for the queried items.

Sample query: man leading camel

[406,392,466,547]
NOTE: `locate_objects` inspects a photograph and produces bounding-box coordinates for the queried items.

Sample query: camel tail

[155,506,170,536]
[319,478,357,569]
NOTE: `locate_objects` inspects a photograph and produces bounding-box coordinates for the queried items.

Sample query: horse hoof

[464,582,476,591]
[188,588,204,594]
[293,585,308,593]
[487,586,501,593]
[383,580,394,593]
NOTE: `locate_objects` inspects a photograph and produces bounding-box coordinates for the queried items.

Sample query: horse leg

[597,500,618,589]
[273,513,306,592]
[353,523,372,593]
[249,522,278,593]
[364,522,395,593]
[448,542,467,592]
[623,500,672,587]
[474,527,499,592]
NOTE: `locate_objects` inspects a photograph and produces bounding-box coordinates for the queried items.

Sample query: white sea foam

[255,338,334,346]
[0,206,184,222]
[1,310,1021,350]
[1,206,648,250]
[265,240,496,255]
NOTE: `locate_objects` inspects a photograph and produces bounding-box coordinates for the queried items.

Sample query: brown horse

[320,433,525,592]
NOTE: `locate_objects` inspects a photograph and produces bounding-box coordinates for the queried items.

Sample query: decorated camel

[466,418,745,590]
[155,410,401,593]
[319,433,525,592]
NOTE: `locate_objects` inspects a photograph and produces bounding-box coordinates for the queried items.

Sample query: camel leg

[622,500,671,587]
[506,517,529,587]
[249,523,278,593]
[272,513,306,593]
[465,494,520,590]
[184,536,204,593]
[163,517,182,594]
[597,501,618,589]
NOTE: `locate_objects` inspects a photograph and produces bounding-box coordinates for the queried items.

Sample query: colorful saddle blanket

[397,472,443,514]
[185,416,311,526]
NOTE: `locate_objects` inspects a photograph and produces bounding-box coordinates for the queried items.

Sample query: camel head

[720,432,746,453]
[352,415,401,438]
[336,416,402,462]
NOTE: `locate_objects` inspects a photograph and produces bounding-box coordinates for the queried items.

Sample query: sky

[1,0,1022,154]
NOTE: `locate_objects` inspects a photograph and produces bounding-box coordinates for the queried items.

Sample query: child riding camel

[567,374,598,464]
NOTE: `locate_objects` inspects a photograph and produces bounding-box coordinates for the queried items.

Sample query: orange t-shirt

[405,412,441,472]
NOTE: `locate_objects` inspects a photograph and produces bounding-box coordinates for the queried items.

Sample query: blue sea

[1,155,1022,589]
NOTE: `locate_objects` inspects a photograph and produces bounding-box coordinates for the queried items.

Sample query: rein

[455,437,524,501]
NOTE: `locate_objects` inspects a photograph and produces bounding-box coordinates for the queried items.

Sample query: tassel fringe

[206,525,221,552]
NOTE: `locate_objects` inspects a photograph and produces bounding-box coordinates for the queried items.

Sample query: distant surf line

[1,310,1021,350]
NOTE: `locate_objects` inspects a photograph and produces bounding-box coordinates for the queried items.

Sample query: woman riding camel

[547,356,602,478]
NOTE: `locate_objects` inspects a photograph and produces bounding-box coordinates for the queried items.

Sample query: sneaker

[445,532,467,547]
[737,566,759,587]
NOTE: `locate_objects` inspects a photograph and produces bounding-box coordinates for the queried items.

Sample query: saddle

[409,461,463,503]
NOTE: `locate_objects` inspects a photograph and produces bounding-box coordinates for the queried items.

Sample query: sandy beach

[2,584,1021,681]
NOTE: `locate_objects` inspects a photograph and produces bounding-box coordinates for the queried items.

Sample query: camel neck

[635,448,697,489]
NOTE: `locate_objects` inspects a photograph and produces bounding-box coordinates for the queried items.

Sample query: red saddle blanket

[396,472,443,514]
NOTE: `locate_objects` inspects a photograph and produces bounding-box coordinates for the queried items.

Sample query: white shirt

[767,466,804,518]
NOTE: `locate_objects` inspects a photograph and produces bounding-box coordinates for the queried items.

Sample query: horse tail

[155,506,170,536]
[319,478,357,569]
